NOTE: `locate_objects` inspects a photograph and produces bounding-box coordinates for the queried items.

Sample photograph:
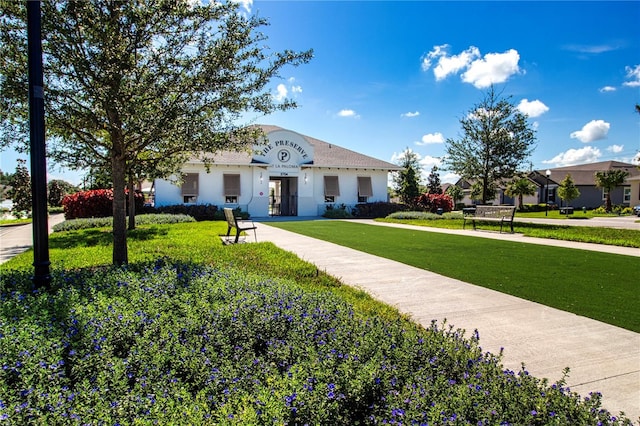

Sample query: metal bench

[223,208,257,244]
[463,205,516,233]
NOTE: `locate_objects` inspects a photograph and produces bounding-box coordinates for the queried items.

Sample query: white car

[633,205,640,216]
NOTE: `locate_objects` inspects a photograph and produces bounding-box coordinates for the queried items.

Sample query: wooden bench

[462,205,516,233]
[223,208,257,244]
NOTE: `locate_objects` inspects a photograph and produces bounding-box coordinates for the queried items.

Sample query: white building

[154,125,401,217]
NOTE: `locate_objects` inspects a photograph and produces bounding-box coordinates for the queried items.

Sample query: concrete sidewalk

[254,221,640,421]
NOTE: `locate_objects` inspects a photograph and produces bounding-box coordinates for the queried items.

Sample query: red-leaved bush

[415,193,454,213]
[62,189,144,220]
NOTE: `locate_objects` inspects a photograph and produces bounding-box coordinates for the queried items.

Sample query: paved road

[0,213,66,264]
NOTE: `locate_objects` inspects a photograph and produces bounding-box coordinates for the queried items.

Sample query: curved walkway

[255,219,639,422]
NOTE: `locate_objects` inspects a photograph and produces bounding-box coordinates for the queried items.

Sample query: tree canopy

[393,148,422,206]
[504,175,536,210]
[1,0,312,264]
[556,174,580,212]
[443,86,536,204]
[594,169,629,212]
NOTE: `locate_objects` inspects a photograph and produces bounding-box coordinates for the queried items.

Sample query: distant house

[451,160,639,209]
[153,125,401,217]
[537,161,640,209]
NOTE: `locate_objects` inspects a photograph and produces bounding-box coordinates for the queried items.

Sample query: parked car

[634,205,640,216]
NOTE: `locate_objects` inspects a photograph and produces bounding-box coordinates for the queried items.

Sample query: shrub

[415,193,454,213]
[323,204,352,219]
[0,261,630,425]
[387,211,449,221]
[62,189,144,219]
[352,202,407,218]
[52,214,196,232]
[143,204,222,221]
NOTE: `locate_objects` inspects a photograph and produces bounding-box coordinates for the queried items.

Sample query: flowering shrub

[0,261,631,424]
[415,192,454,213]
[62,189,144,219]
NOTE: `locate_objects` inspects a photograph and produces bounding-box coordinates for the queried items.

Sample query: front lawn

[268,220,640,332]
[0,220,634,424]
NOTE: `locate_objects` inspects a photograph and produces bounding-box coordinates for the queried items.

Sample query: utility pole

[27,0,51,288]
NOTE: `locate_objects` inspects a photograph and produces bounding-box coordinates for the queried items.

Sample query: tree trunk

[112,154,128,265]
[128,176,136,231]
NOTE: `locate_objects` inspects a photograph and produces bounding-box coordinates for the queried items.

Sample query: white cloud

[544,146,602,167]
[401,111,420,118]
[337,109,360,119]
[415,132,445,145]
[599,86,616,93]
[434,47,480,81]
[623,64,640,87]
[607,144,624,153]
[517,99,549,118]
[291,85,303,94]
[230,0,252,13]
[461,49,521,88]
[274,84,287,102]
[421,44,449,71]
[423,45,521,88]
[570,119,610,143]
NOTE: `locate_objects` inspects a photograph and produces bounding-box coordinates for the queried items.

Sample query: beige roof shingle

[189,125,401,170]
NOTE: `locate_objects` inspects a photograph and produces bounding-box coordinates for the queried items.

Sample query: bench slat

[463,205,516,233]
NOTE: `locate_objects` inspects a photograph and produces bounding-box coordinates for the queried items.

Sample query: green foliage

[445,184,463,205]
[352,202,407,218]
[0,0,312,265]
[0,260,631,424]
[47,179,79,207]
[505,175,537,210]
[426,165,442,194]
[444,86,536,204]
[6,159,30,218]
[594,169,630,212]
[557,174,580,211]
[52,214,196,232]
[323,204,353,218]
[393,148,422,206]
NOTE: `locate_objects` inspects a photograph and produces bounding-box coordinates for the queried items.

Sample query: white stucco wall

[155,166,391,218]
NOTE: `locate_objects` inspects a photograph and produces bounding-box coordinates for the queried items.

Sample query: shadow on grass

[50,227,169,249]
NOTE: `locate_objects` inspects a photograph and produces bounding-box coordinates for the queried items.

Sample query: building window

[223,174,241,204]
[602,188,608,201]
[181,173,198,204]
[324,175,340,203]
[357,176,373,203]
[623,187,631,203]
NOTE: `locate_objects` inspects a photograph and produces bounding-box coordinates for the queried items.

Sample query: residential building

[153,125,401,217]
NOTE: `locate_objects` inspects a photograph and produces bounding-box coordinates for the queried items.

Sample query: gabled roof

[188,125,401,171]
[536,161,640,186]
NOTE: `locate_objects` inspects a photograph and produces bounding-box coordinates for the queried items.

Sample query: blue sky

[252,0,640,183]
[1,1,639,185]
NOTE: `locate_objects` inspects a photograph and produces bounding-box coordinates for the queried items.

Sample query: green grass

[0,221,400,321]
[267,220,640,332]
[380,216,640,247]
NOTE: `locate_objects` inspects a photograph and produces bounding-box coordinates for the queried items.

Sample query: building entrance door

[269,177,298,216]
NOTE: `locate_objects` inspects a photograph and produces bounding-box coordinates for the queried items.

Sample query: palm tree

[594,169,629,212]
[504,176,537,210]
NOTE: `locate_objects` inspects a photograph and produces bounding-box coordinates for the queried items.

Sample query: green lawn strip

[378,217,640,248]
[267,220,640,332]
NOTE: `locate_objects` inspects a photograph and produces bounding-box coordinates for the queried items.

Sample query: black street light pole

[27,0,51,288]
[545,169,551,217]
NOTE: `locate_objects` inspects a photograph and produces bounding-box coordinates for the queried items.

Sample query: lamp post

[545,169,551,216]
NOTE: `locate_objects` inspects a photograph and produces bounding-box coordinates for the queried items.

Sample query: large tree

[7,158,31,218]
[443,86,536,204]
[594,169,629,212]
[1,1,312,264]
